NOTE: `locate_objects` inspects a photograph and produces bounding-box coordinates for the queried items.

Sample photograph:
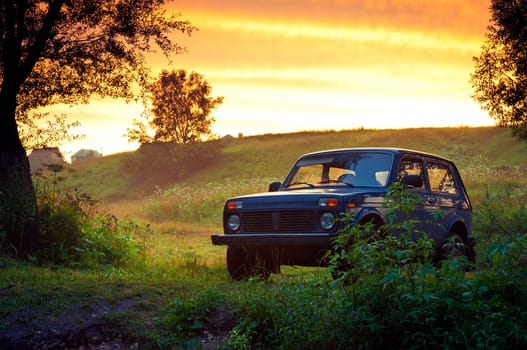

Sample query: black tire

[436,233,475,271]
[441,233,467,259]
[226,247,271,281]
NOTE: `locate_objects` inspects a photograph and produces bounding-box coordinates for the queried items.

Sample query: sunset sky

[51,0,494,159]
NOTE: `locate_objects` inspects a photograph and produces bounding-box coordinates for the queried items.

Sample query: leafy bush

[472,188,527,309]
[75,213,146,268]
[32,164,146,268]
[474,188,527,238]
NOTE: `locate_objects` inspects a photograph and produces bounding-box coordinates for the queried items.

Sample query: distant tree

[127,69,223,144]
[471,0,527,141]
[0,0,194,254]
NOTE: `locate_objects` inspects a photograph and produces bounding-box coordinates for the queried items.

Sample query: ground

[1,295,234,349]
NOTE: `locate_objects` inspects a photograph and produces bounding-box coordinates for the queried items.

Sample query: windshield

[285,152,393,188]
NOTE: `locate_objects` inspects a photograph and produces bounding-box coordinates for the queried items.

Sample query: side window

[426,161,458,195]
[397,158,425,190]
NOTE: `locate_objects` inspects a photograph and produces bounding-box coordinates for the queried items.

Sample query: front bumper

[211,233,336,247]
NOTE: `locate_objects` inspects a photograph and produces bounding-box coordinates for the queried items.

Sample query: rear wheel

[226,247,272,280]
[442,233,465,257]
[436,233,474,270]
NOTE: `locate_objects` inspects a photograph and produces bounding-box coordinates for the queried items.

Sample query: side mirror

[268,181,281,192]
[401,174,423,188]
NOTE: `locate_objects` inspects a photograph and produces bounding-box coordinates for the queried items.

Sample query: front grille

[241,210,317,233]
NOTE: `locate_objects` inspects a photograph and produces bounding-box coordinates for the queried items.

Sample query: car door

[395,155,434,237]
[423,158,461,241]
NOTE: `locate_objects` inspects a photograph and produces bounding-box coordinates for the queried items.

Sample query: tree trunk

[0,88,39,255]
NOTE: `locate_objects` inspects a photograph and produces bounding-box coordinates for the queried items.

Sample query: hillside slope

[63,127,526,201]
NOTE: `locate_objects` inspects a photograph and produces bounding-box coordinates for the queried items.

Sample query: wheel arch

[357,211,386,228]
[448,220,469,242]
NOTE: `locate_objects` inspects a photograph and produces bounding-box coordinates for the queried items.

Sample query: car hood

[228,187,385,209]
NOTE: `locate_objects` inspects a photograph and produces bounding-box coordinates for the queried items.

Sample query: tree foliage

[471,0,527,141]
[18,112,83,151]
[127,69,223,144]
[0,0,194,254]
[4,0,195,113]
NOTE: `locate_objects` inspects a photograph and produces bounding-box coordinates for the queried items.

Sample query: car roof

[298,147,452,162]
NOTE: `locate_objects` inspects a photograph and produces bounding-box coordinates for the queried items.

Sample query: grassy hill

[56,126,527,231]
[64,126,526,200]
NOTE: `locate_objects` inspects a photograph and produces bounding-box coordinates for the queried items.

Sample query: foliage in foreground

[1,164,148,268]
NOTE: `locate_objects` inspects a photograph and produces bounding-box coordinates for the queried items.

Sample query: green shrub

[75,214,146,268]
[32,164,146,268]
[473,189,527,310]
[474,188,527,238]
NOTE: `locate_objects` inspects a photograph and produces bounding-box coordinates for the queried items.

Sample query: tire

[437,233,475,271]
[226,247,271,281]
[441,233,466,259]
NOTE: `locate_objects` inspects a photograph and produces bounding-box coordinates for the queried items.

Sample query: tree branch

[18,0,65,85]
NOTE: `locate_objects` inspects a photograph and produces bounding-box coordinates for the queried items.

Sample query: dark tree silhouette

[0,0,194,254]
[471,0,527,141]
[127,69,223,144]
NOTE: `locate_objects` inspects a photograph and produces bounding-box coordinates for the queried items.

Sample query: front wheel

[226,247,272,281]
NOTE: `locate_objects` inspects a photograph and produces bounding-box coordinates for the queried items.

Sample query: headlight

[227,214,241,231]
[320,212,335,230]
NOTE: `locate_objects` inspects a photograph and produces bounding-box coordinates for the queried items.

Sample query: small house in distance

[71,149,102,163]
[28,147,65,173]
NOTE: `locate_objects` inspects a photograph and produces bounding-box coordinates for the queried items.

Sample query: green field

[2,126,527,349]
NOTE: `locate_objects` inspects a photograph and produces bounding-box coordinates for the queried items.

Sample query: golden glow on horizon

[56,0,494,158]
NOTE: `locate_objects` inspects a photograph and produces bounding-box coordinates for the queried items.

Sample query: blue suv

[211,148,475,280]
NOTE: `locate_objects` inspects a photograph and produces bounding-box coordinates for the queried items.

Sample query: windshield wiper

[287,181,315,188]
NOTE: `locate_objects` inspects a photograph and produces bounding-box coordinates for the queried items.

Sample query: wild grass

[139,177,277,227]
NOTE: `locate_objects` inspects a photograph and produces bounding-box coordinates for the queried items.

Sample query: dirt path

[2,298,142,349]
[1,295,234,349]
